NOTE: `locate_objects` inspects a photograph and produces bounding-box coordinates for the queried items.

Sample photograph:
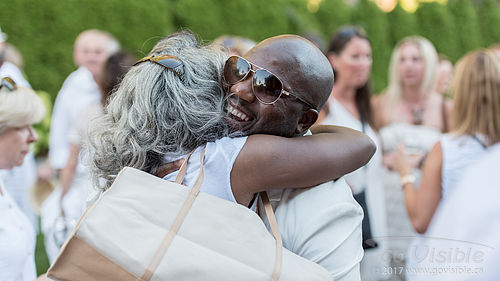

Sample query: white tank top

[163,136,248,204]
[441,133,488,198]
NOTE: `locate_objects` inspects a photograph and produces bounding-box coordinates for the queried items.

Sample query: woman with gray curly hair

[89,31,374,206]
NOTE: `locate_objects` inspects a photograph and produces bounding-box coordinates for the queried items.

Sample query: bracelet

[400,174,416,189]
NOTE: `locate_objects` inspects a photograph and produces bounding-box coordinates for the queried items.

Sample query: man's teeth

[228,105,250,121]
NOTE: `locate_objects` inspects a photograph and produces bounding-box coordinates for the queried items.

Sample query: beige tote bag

[47,147,333,281]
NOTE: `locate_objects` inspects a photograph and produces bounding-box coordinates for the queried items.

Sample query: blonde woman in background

[0,78,45,281]
[372,36,452,280]
[395,49,500,235]
[398,49,500,280]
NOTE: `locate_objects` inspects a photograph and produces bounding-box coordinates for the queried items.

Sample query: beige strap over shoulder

[142,147,283,281]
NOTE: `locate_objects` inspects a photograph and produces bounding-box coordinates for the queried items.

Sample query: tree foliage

[477,0,500,46]
[0,0,173,98]
[449,0,482,54]
[416,2,460,61]
[387,3,419,45]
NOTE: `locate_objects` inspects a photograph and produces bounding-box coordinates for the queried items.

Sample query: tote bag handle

[142,146,283,281]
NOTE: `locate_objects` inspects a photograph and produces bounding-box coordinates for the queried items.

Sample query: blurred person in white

[372,36,452,280]
[398,49,500,281]
[38,29,119,180]
[0,26,38,232]
[0,77,45,281]
[319,26,387,281]
[40,52,135,263]
[407,143,500,281]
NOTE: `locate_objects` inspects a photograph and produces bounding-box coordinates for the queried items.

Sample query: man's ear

[295,108,319,135]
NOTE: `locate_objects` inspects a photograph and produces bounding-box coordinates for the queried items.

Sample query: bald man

[226,35,364,281]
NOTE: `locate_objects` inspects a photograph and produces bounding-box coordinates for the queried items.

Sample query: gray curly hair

[89,31,230,189]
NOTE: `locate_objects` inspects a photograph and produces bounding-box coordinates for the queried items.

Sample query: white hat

[0,26,7,43]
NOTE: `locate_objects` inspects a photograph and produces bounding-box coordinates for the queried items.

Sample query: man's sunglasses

[223,56,316,109]
[134,54,184,78]
[0,77,17,92]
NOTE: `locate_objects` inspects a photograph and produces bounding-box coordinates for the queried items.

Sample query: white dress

[378,123,441,280]
[405,133,489,280]
[322,99,387,281]
[0,178,37,281]
[407,143,500,281]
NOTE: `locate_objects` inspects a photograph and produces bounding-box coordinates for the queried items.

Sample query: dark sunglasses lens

[157,58,183,69]
[224,57,250,84]
[253,70,283,103]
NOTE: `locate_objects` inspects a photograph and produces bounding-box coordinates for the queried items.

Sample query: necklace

[404,100,426,125]
[411,106,424,125]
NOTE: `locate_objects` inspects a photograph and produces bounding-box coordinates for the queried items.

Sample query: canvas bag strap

[174,148,197,184]
[141,147,206,281]
[260,191,283,281]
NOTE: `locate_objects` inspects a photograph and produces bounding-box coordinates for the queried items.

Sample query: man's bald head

[227,35,334,137]
[245,35,334,111]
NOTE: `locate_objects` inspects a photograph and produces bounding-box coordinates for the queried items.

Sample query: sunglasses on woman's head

[0,77,17,92]
[134,54,184,78]
[223,56,316,109]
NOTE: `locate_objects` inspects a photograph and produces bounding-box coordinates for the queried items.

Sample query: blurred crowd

[1,21,500,281]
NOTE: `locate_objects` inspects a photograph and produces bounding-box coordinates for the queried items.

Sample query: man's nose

[230,74,255,103]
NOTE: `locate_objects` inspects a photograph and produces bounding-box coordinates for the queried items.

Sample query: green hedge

[3,0,500,98]
[2,0,500,157]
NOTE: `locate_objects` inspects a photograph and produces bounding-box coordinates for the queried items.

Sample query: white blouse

[0,178,36,281]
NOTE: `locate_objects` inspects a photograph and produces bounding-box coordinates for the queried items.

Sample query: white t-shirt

[263,179,364,281]
[49,67,101,169]
[0,178,36,281]
[162,136,248,203]
[407,143,500,281]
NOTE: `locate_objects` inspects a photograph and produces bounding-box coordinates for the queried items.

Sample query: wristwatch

[400,174,416,189]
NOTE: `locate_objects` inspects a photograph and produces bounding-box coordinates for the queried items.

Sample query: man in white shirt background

[38,29,120,179]
[37,29,119,262]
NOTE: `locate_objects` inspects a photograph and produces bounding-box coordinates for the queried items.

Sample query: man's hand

[156,159,184,178]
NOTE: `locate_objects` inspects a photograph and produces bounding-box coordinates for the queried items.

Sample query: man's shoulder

[270,179,363,281]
